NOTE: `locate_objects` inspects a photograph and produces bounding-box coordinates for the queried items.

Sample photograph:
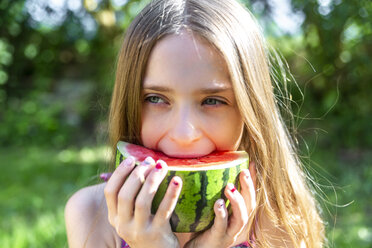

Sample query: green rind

[151,171,172,215]
[115,144,249,233]
[175,171,202,232]
[115,148,122,166]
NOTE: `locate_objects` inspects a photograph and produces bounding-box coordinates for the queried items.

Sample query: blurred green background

[0,0,371,247]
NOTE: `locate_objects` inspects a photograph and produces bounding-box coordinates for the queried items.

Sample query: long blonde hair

[108,0,325,247]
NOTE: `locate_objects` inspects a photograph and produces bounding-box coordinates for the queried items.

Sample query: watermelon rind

[115,141,249,233]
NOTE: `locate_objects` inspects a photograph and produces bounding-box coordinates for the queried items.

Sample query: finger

[104,156,136,223]
[153,175,183,227]
[117,157,155,222]
[210,199,228,236]
[134,160,169,227]
[224,183,248,237]
[239,169,256,212]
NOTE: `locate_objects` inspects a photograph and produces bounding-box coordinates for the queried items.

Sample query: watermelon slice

[116,141,249,233]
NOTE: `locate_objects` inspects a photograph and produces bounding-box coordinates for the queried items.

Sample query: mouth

[164,153,208,159]
[156,150,213,159]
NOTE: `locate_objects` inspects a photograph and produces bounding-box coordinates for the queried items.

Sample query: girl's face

[141,31,244,158]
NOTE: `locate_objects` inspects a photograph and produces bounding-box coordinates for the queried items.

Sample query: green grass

[0,145,371,247]
[0,145,109,248]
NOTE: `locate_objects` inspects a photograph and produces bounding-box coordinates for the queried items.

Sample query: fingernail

[244,169,250,178]
[155,162,162,171]
[143,156,155,166]
[218,199,225,208]
[123,156,134,166]
[228,183,236,193]
[172,176,181,186]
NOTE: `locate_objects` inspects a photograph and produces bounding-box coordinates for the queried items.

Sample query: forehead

[143,31,232,91]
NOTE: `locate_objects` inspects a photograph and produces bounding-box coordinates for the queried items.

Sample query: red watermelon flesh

[117,141,248,169]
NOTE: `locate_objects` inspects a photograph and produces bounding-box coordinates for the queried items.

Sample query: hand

[104,156,182,248]
[184,161,257,248]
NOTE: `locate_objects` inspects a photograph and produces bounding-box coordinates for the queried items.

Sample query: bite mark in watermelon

[115,141,249,232]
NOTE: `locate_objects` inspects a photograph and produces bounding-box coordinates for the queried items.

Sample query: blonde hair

[108,0,325,247]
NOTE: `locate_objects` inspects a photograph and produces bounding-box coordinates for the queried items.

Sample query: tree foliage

[1,0,370,148]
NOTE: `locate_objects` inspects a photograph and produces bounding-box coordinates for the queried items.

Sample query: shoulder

[65,183,121,248]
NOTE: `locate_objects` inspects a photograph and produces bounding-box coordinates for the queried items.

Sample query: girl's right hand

[104,156,182,248]
[184,162,257,248]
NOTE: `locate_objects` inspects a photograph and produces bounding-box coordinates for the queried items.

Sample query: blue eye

[203,98,226,105]
[145,95,166,104]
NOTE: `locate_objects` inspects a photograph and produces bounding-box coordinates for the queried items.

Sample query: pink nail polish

[155,162,162,170]
[227,183,236,193]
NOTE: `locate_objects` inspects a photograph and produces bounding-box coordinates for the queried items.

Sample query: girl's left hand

[184,161,257,248]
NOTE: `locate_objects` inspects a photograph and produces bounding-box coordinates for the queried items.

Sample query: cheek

[140,120,152,147]
[229,110,244,149]
[140,108,166,149]
[219,122,243,149]
[140,109,152,147]
[202,110,244,150]
[228,118,244,149]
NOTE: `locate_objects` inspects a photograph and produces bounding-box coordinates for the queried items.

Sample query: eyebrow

[142,84,232,94]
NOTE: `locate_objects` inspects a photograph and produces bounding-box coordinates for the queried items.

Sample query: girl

[65,0,325,247]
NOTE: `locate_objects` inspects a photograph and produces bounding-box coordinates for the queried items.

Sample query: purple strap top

[122,239,253,248]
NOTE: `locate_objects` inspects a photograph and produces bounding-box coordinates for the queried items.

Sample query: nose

[169,107,202,146]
